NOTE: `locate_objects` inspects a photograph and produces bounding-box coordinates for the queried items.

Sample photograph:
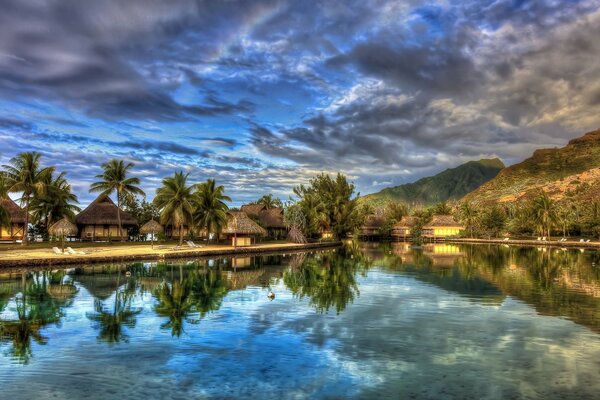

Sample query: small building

[391,216,417,241]
[359,215,385,239]
[240,204,286,239]
[222,211,267,247]
[164,223,190,240]
[422,215,464,240]
[75,194,137,241]
[0,199,27,242]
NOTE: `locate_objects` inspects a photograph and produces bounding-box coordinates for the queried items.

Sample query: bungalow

[422,215,464,240]
[391,216,417,241]
[75,194,137,241]
[240,204,286,239]
[221,211,267,247]
[0,198,26,242]
[359,215,385,239]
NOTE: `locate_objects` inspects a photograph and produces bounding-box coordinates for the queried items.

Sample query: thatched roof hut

[75,194,137,240]
[422,215,464,239]
[49,218,78,237]
[240,204,266,215]
[360,214,385,237]
[392,216,418,240]
[140,220,163,235]
[76,194,137,226]
[223,211,267,236]
[1,198,26,224]
[241,204,286,233]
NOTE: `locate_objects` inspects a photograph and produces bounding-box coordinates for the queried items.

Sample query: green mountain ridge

[463,128,600,206]
[363,158,505,206]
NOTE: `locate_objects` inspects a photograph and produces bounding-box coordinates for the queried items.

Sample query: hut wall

[231,236,252,247]
[165,226,189,239]
[80,224,127,240]
[0,223,25,241]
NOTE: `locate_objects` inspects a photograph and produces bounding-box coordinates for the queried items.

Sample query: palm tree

[193,179,231,241]
[529,191,557,237]
[154,171,194,246]
[2,152,55,245]
[458,201,478,238]
[30,172,80,231]
[90,159,145,241]
[256,194,282,209]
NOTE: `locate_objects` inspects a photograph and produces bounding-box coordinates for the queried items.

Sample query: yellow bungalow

[422,215,464,240]
[222,211,267,247]
[391,216,417,241]
[0,198,27,243]
[75,194,137,241]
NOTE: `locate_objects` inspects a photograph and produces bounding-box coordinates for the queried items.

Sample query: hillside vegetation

[363,158,504,206]
[463,129,600,206]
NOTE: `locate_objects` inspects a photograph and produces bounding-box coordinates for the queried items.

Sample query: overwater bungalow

[422,215,464,241]
[221,211,267,247]
[359,215,385,239]
[240,204,286,239]
[391,216,417,241]
[0,198,27,243]
[75,194,137,241]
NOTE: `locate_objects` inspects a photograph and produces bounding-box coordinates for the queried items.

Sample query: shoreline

[0,241,343,269]
[448,237,600,249]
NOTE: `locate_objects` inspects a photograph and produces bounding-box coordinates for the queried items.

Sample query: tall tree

[30,171,80,231]
[154,171,194,246]
[458,201,478,238]
[2,152,54,245]
[0,172,10,230]
[529,191,557,237]
[255,194,283,209]
[193,179,231,241]
[90,159,145,241]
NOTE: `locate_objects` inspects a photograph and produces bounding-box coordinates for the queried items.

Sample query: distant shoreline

[0,241,343,269]
[448,237,600,250]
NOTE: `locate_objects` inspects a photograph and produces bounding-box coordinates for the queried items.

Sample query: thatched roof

[258,208,285,228]
[49,217,78,236]
[423,215,464,228]
[75,194,137,226]
[140,219,163,234]
[362,214,385,229]
[241,204,285,229]
[240,204,266,215]
[0,198,26,224]
[222,211,267,236]
[393,216,417,229]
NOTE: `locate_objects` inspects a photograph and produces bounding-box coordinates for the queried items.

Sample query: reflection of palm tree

[190,268,228,317]
[87,271,141,343]
[154,266,196,337]
[0,272,71,363]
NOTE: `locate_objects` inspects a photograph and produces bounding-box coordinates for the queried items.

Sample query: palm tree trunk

[22,197,29,246]
[117,192,124,242]
[179,225,184,246]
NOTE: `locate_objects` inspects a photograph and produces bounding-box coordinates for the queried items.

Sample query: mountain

[363,158,505,206]
[463,129,600,206]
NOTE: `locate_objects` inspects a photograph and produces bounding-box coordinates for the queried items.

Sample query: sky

[1,0,600,206]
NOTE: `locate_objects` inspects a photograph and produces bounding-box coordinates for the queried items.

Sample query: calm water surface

[1,243,600,399]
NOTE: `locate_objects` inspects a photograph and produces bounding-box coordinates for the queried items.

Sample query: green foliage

[153,171,194,245]
[477,206,507,238]
[253,194,283,209]
[30,171,80,229]
[192,179,231,240]
[363,158,504,206]
[294,173,361,240]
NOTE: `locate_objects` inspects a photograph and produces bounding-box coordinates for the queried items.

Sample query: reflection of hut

[75,194,137,241]
[226,269,265,290]
[240,204,286,239]
[360,215,385,239]
[422,215,464,241]
[222,211,267,247]
[423,244,463,267]
[391,216,417,241]
[231,257,252,268]
[0,198,27,242]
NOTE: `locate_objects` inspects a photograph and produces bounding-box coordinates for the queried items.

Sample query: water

[1,243,600,399]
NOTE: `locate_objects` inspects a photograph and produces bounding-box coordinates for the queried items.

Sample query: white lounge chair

[580,239,585,243]
[67,247,86,255]
[503,238,509,241]
[537,237,542,241]
[586,239,591,243]
[52,247,63,255]
[186,240,201,248]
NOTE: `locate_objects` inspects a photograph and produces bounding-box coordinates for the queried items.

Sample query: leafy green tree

[432,201,452,215]
[90,159,145,241]
[2,152,55,245]
[478,206,507,238]
[528,191,557,237]
[458,201,478,238]
[154,171,194,246]
[0,172,10,230]
[294,173,361,239]
[582,201,600,239]
[193,179,231,241]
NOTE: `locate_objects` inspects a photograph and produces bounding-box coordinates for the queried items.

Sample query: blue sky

[1,0,600,206]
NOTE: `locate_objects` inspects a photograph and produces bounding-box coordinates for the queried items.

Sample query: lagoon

[1,243,600,399]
